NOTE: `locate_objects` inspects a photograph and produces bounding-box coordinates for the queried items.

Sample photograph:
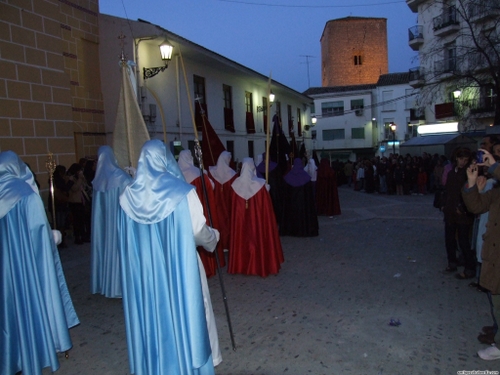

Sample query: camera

[476,150,484,163]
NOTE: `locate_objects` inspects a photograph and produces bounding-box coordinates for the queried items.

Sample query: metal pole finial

[45,152,57,229]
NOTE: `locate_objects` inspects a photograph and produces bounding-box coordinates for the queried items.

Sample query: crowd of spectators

[49,157,95,246]
[327,152,447,196]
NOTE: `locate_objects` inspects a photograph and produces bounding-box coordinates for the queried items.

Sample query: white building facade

[304,73,417,161]
[99,15,314,164]
[406,0,500,134]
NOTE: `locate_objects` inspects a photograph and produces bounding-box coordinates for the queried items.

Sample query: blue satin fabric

[0,151,38,218]
[1,151,79,375]
[118,140,214,375]
[91,146,132,298]
[92,146,132,192]
[120,140,191,224]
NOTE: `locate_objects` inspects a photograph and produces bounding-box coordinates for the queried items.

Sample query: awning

[400,133,477,158]
[401,133,475,147]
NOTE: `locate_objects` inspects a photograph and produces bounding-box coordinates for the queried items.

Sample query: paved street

[47,186,495,375]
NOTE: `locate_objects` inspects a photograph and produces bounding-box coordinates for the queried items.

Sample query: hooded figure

[0,150,79,375]
[178,149,225,278]
[90,145,132,298]
[316,158,341,216]
[280,158,319,237]
[208,151,237,250]
[229,158,284,277]
[118,140,221,374]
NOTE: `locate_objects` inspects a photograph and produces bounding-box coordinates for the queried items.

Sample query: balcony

[469,0,499,23]
[408,25,424,51]
[409,67,425,88]
[467,53,489,72]
[469,97,496,116]
[406,0,426,13]
[434,57,458,77]
[410,108,426,122]
[433,7,460,37]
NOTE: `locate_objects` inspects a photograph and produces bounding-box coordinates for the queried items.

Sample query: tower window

[354,55,362,65]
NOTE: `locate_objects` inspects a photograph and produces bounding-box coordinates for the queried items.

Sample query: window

[323,129,345,141]
[194,75,206,107]
[248,140,254,159]
[261,97,268,133]
[354,55,362,65]
[223,84,234,132]
[226,141,234,163]
[445,45,456,72]
[245,91,253,112]
[351,127,365,139]
[384,119,395,139]
[321,101,344,116]
[382,91,395,111]
[405,89,414,110]
[296,108,302,137]
[409,124,418,137]
[311,130,317,140]
[287,105,293,135]
[483,85,496,109]
[223,85,232,109]
[245,91,255,134]
[193,75,207,130]
[350,99,364,110]
[275,101,282,121]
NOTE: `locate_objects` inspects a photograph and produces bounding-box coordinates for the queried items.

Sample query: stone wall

[0,0,104,190]
[321,17,389,87]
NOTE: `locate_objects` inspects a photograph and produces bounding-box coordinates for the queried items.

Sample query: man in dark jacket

[442,147,475,278]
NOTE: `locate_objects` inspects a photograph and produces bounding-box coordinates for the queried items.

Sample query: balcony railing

[410,108,426,121]
[433,6,460,36]
[469,97,496,115]
[406,0,426,13]
[409,67,425,87]
[467,53,489,71]
[408,25,424,50]
[468,0,499,23]
[434,57,457,75]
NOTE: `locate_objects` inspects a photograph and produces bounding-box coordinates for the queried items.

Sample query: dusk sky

[99,0,418,93]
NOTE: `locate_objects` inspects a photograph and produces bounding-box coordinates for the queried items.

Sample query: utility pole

[300,55,315,88]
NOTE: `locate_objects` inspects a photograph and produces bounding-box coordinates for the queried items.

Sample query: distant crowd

[331,152,448,196]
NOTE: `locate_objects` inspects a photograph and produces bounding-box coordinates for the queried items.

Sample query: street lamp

[256,91,275,112]
[390,122,397,155]
[143,39,174,80]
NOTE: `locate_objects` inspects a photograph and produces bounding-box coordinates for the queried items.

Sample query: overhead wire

[217,0,405,8]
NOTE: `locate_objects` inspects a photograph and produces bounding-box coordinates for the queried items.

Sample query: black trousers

[444,220,475,274]
[68,202,86,242]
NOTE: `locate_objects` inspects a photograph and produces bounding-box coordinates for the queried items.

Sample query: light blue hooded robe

[90,145,132,298]
[118,140,214,375]
[0,150,79,375]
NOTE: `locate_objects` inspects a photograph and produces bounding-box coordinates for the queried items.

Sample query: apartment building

[407,0,500,134]
[304,73,416,161]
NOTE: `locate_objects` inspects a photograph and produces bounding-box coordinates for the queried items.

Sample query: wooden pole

[265,73,272,184]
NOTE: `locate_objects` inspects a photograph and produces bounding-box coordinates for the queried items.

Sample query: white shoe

[478,345,500,360]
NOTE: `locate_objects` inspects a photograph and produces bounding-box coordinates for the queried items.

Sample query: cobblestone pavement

[46,186,496,375]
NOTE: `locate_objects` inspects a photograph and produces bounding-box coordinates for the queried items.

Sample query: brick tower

[321,17,388,87]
